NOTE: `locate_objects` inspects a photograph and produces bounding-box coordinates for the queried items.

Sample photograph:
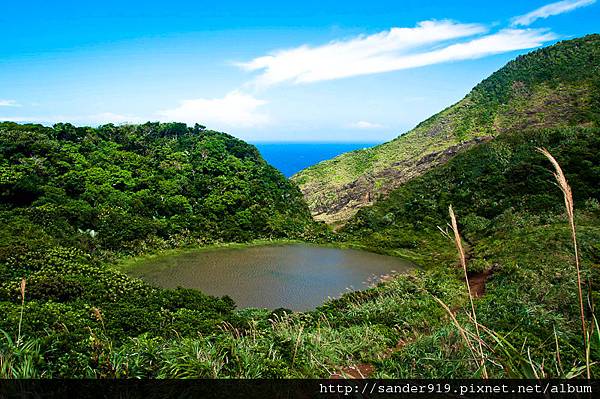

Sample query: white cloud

[511,0,596,26]
[157,90,270,128]
[2,94,271,130]
[238,21,556,87]
[239,20,485,87]
[0,99,21,107]
[0,112,144,125]
[0,116,33,122]
[349,121,385,129]
[409,28,557,63]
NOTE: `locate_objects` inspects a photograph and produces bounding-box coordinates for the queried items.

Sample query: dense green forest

[0,121,319,254]
[0,121,324,377]
[1,35,599,379]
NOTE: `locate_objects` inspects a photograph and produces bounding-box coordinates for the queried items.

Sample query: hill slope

[0,121,318,257]
[332,125,600,378]
[0,121,324,377]
[292,34,600,225]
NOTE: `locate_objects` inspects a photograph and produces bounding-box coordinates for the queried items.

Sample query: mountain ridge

[292,34,600,225]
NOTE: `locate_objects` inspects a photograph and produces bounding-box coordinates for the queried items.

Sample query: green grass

[1,208,598,378]
[66,211,598,378]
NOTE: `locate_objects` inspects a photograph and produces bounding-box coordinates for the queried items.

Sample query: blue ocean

[253,142,380,177]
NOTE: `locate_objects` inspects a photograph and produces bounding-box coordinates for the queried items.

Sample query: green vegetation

[0,121,325,377]
[2,127,598,379]
[292,34,600,224]
[0,121,320,254]
[1,35,599,379]
[337,126,600,377]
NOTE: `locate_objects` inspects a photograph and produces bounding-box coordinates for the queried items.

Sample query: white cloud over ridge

[1,94,270,130]
[511,0,595,27]
[0,116,32,122]
[238,20,556,88]
[157,91,270,128]
[88,112,145,124]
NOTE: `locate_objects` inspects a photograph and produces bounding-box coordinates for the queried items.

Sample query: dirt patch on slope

[468,267,495,298]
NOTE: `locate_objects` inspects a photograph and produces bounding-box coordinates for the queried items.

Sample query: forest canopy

[0,121,320,260]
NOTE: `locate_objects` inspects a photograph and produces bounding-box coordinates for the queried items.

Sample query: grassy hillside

[331,126,600,377]
[292,34,600,225]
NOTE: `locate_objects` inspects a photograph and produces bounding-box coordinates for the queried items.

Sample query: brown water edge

[123,243,415,311]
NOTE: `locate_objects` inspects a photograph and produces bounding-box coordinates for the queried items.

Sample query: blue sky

[1,0,598,141]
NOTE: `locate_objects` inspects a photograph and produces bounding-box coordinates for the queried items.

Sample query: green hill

[5,125,596,378]
[0,121,326,377]
[325,125,600,378]
[292,34,600,225]
[0,121,317,256]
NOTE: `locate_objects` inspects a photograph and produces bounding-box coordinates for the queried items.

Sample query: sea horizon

[253,141,382,177]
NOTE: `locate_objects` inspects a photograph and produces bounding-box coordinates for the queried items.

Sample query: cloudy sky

[1,0,598,141]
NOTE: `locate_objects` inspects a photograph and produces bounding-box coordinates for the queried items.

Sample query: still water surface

[126,244,414,311]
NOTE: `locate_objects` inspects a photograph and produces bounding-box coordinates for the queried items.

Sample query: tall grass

[430,295,480,366]
[537,147,590,379]
[0,330,42,378]
[16,278,26,346]
[448,205,488,378]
